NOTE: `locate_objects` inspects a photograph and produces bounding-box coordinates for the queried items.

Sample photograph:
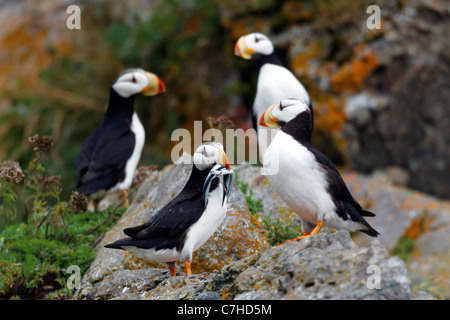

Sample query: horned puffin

[104,142,235,276]
[234,32,311,157]
[74,68,165,208]
[259,99,379,242]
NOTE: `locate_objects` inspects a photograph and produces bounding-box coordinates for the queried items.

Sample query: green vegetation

[392,237,415,263]
[236,179,303,246]
[0,135,126,299]
[258,212,303,247]
[236,179,263,216]
[0,206,124,299]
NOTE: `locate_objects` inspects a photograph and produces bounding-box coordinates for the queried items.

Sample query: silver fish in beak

[203,164,235,206]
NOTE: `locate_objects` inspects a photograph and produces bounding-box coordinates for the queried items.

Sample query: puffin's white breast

[263,130,336,224]
[121,246,180,264]
[181,184,227,261]
[113,112,145,191]
[254,64,310,157]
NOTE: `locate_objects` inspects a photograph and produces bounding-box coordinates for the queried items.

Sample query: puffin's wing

[75,126,135,193]
[310,146,379,236]
[124,189,205,240]
[310,146,376,218]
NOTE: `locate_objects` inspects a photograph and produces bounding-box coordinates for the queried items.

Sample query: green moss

[391,237,415,262]
[0,206,125,299]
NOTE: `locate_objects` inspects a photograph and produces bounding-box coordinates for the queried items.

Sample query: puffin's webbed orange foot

[184,261,192,276]
[121,189,129,208]
[276,221,324,246]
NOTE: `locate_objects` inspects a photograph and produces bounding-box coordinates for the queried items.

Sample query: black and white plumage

[234,32,312,157]
[104,143,235,276]
[74,68,165,207]
[259,99,379,242]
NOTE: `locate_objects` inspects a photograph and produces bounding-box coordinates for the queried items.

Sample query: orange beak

[234,41,240,56]
[258,104,280,128]
[259,111,268,127]
[157,76,166,94]
[234,37,252,59]
[225,154,231,170]
[218,149,231,170]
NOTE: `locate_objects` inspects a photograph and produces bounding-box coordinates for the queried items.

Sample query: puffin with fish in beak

[105,142,235,276]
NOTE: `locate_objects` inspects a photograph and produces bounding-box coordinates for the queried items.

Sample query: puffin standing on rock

[74,68,165,208]
[105,142,235,276]
[259,99,379,242]
[234,32,312,157]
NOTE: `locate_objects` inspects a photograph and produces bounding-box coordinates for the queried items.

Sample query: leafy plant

[258,212,303,246]
[236,178,303,246]
[0,134,126,299]
[0,205,125,299]
[0,161,25,224]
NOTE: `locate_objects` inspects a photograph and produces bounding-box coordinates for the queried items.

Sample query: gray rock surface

[342,0,450,199]
[75,230,427,300]
[73,162,442,300]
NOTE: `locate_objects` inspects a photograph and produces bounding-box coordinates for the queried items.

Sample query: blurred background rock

[0,0,448,205]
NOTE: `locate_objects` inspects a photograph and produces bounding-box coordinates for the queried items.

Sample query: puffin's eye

[131,74,137,83]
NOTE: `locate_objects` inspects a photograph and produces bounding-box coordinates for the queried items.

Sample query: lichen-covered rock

[74,156,269,298]
[341,0,450,199]
[219,231,412,300]
[75,230,430,300]
[74,162,443,300]
[337,171,450,299]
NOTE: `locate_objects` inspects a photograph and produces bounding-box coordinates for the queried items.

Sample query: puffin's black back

[105,164,220,251]
[75,89,136,195]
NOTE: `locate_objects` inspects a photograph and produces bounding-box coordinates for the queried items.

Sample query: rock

[343,0,450,199]
[341,171,450,299]
[74,157,269,298]
[225,231,412,300]
[75,230,428,300]
[408,225,450,299]
[73,162,442,300]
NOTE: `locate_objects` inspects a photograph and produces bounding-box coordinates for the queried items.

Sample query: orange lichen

[281,0,313,21]
[221,288,233,300]
[229,18,253,40]
[313,95,346,133]
[331,45,378,93]
[291,41,322,75]
[405,219,421,239]
[423,216,435,233]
